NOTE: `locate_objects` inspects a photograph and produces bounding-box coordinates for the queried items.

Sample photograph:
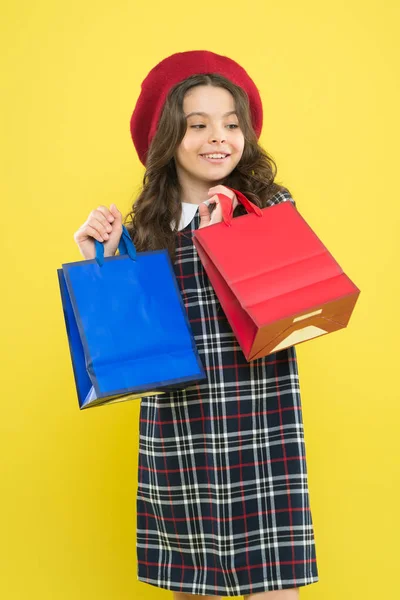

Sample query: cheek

[177,133,199,159]
[233,133,245,154]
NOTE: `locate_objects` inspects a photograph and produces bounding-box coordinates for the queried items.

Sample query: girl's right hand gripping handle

[95,225,137,266]
[217,188,263,226]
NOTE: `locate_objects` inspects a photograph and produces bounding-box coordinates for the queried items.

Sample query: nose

[209,125,226,144]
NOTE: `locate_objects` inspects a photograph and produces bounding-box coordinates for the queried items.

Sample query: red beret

[130,50,263,166]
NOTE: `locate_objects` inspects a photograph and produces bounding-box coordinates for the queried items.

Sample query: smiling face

[174,85,245,188]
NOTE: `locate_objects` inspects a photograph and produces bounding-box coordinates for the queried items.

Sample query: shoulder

[266,187,296,208]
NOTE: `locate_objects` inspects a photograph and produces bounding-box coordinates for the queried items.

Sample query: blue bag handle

[95,224,137,266]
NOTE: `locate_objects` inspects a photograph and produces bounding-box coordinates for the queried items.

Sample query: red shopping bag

[193,189,360,361]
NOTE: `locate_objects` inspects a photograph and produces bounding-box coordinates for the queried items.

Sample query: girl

[74,51,318,600]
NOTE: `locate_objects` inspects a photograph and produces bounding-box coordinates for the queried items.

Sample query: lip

[199,154,231,164]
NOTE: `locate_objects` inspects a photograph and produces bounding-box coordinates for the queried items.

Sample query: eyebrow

[185,110,238,118]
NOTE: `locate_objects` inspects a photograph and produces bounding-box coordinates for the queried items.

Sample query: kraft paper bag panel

[193,201,360,361]
[58,227,206,409]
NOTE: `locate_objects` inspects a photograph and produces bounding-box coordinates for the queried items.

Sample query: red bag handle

[215,187,263,226]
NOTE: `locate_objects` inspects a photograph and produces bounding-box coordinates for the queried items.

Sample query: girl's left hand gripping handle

[95,225,137,266]
[217,188,263,226]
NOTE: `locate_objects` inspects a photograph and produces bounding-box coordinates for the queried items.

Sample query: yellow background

[1,1,399,598]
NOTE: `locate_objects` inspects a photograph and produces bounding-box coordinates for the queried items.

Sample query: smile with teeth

[201,153,230,159]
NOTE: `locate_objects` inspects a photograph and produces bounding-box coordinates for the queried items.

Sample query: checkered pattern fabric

[136,190,318,596]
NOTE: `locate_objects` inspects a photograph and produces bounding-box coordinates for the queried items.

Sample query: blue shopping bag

[57,226,205,409]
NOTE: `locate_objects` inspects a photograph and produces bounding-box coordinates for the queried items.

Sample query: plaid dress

[136,190,318,596]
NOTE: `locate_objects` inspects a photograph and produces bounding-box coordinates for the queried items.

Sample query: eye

[226,124,239,129]
[190,124,206,129]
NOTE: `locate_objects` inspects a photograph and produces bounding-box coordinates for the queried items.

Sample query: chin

[201,172,230,185]
[199,165,234,180]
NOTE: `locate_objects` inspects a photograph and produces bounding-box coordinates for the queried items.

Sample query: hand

[73,204,123,260]
[198,185,238,229]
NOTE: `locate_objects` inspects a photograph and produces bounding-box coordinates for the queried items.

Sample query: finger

[95,205,115,223]
[198,203,211,228]
[205,196,219,217]
[93,207,114,226]
[86,217,112,240]
[209,189,238,211]
[209,202,223,224]
[110,204,122,220]
[208,185,229,193]
[90,211,113,232]
[83,224,106,243]
[208,185,234,199]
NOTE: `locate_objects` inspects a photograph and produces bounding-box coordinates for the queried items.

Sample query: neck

[178,170,222,205]
[181,189,208,205]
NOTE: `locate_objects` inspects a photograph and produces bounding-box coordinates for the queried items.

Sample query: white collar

[171,200,213,231]
[177,202,199,231]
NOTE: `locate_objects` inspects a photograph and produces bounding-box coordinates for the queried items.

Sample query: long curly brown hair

[125,73,286,259]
